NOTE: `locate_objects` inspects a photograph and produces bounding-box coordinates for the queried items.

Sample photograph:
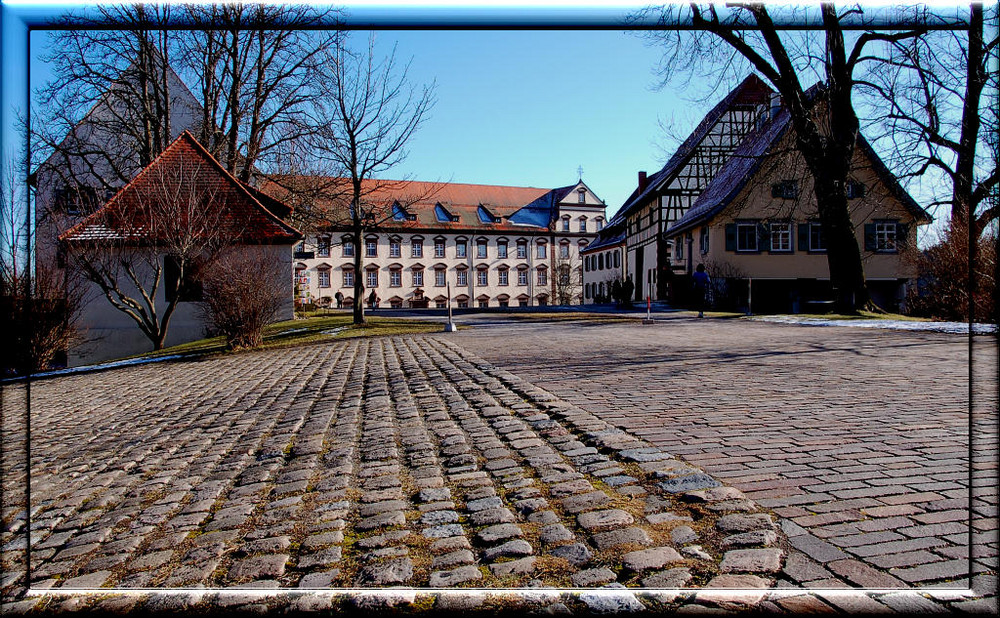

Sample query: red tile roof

[60,132,301,244]
[259,176,560,233]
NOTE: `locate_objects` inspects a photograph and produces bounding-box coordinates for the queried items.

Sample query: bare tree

[311,35,435,325]
[2,153,85,374]
[63,158,232,351]
[33,4,183,195]
[180,3,342,182]
[637,3,929,312]
[199,247,287,349]
[555,250,583,306]
[861,3,998,239]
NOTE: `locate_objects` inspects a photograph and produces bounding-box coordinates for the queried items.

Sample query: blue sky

[0,2,972,231]
[1,2,733,218]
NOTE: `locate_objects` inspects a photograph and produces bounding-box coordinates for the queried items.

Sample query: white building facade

[280,179,607,309]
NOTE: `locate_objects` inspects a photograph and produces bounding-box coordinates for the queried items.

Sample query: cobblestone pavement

[5,335,789,614]
[0,316,995,614]
[452,315,998,613]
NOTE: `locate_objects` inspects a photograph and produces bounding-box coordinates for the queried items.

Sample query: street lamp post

[444,281,457,332]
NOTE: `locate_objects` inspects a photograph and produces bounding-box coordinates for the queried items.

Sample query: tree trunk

[814,178,870,313]
[352,224,365,325]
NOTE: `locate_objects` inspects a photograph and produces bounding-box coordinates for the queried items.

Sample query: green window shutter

[725,224,737,251]
[798,224,809,251]
[864,223,876,251]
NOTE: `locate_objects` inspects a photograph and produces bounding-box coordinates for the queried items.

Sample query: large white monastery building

[265,178,608,309]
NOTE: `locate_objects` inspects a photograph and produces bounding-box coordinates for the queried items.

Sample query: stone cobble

[1,333,786,614]
[447,316,997,612]
[1,315,995,614]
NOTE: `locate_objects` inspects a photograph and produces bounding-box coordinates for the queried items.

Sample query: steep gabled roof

[617,74,773,218]
[666,89,933,236]
[60,132,301,244]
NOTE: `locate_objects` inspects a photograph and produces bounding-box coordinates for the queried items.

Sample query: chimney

[638,171,648,193]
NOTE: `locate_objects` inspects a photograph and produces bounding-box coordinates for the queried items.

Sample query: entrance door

[634,249,644,302]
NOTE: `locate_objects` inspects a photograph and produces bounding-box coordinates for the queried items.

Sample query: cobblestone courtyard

[1,315,996,614]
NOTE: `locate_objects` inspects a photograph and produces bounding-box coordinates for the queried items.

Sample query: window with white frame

[434,239,446,257]
[579,218,587,232]
[562,217,570,232]
[808,222,826,252]
[412,269,424,287]
[457,298,469,308]
[343,270,354,287]
[318,269,331,288]
[389,268,401,287]
[456,240,467,258]
[537,268,547,286]
[318,237,331,257]
[365,239,378,257]
[875,222,897,252]
[537,243,547,259]
[477,268,488,287]
[478,298,489,308]
[596,218,604,231]
[389,239,401,257]
[436,299,447,308]
[434,268,446,287]
[516,240,527,259]
[700,227,710,254]
[498,267,509,286]
[736,222,758,252]
[343,238,355,256]
[560,242,570,258]
[411,238,423,258]
[366,270,378,288]
[517,268,528,286]
[477,239,488,259]
[578,189,586,203]
[769,222,792,252]
[497,240,508,258]
[457,269,468,286]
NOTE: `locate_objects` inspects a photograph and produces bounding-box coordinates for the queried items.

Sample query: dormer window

[435,203,458,223]
[392,202,408,221]
[578,188,586,204]
[478,205,500,224]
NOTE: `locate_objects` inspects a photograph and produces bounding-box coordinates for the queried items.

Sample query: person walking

[692,263,710,318]
[622,275,634,309]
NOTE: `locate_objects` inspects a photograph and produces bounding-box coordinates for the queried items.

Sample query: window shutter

[864,223,876,251]
[896,222,909,244]
[725,224,737,251]
[798,224,809,251]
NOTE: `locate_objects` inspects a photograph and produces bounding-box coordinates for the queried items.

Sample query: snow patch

[321,327,347,335]
[8,354,188,381]
[752,316,997,335]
